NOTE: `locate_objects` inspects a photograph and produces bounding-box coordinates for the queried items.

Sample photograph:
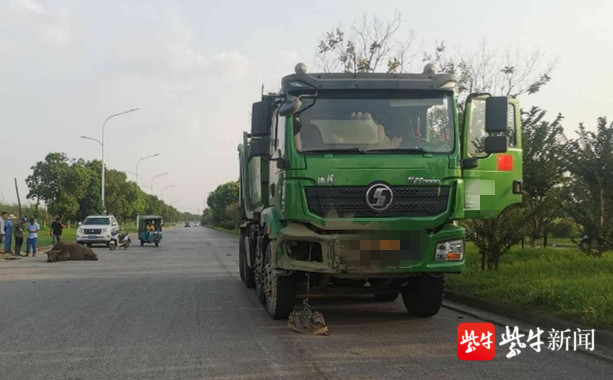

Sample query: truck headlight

[435,239,464,261]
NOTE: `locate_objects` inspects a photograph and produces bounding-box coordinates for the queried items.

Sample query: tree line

[6,152,190,225]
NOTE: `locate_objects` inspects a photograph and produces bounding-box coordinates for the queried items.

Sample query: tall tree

[26,153,70,219]
[563,118,613,256]
[521,107,566,246]
[207,181,239,228]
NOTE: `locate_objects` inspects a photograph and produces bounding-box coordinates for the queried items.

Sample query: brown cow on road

[46,242,98,262]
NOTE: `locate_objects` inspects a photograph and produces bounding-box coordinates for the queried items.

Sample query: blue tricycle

[138,215,163,247]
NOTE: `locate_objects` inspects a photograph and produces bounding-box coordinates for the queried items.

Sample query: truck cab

[238,63,522,319]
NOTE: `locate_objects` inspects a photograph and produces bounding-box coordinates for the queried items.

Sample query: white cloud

[8,0,74,48]
[10,0,44,14]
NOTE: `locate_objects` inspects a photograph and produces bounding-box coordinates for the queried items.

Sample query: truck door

[462,95,522,219]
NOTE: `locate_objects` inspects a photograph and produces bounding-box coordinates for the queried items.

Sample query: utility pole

[14,178,22,217]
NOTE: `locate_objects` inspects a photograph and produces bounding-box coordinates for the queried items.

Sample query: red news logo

[457,323,496,361]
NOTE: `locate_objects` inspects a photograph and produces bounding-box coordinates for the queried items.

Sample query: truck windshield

[295,92,454,154]
[83,217,110,225]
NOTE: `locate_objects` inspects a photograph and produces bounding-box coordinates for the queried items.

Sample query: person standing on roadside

[14,218,25,257]
[0,211,6,253]
[4,214,15,253]
[50,217,66,246]
[25,217,40,257]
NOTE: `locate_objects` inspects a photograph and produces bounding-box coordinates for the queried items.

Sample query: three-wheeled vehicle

[138,215,163,247]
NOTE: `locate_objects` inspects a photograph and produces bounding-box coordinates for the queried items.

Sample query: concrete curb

[444,289,613,353]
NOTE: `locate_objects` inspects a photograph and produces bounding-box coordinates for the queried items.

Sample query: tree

[207,181,239,227]
[201,208,214,226]
[316,14,554,104]
[316,12,414,73]
[225,201,242,229]
[424,41,554,103]
[563,118,613,257]
[468,205,528,271]
[521,107,566,246]
[77,160,103,220]
[25,152,90,221]
[25,152,70,218]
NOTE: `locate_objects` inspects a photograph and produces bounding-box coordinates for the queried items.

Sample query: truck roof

[140,215,163,219]
[281,71,456,93]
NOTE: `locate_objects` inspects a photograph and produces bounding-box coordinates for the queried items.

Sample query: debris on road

[288,299,329,336]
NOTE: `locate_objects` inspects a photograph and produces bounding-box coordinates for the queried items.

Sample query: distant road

[0,227,610,379]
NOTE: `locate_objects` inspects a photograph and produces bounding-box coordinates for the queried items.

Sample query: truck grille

[83,228,102,234]
[305,185,450,218]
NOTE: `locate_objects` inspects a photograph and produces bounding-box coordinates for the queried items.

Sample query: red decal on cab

[497,154,513,171]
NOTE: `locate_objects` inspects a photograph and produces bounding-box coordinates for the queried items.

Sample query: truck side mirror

[485,96,508,133]
[248,138,270,159]
[251,102,271,137]
[279,96,302,117]
[484,136,508,153]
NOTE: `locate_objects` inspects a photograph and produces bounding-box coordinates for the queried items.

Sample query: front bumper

[274,222,465,275]
[76,234,112,244]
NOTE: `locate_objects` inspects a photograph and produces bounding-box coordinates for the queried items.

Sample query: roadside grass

[446,244,613,328]
[37,227,77,247]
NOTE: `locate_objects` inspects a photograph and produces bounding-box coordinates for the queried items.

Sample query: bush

[550,218,580,238]
[225,201,242,229]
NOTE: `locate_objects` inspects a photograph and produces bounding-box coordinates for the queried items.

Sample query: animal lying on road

[46,242,98,262]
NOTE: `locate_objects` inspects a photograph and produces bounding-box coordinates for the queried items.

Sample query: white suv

[76,215,120,247]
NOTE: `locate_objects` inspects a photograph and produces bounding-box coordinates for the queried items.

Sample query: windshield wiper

[364,148,427,154]
[302,148,366,154]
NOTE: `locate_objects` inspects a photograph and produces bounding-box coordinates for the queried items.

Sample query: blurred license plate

[88,236,97,239]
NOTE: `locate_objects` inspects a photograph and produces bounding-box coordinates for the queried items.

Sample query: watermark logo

[458,323,596,360]
[457,322,496,361]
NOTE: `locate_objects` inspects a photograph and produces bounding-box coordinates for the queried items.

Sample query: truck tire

[254,239,266,304]
[263,243,295,319]
[373,291,399,302]
[400,275,444,317]
[239,234,245,281]
[239,232,255,288]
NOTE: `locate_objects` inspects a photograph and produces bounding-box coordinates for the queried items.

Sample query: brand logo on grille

[365,183,393,212]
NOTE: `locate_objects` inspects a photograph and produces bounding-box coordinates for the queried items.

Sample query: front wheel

[263,242,295,319]
[154,239,159,247]
[109,240,117,251]
[400,275,444,317]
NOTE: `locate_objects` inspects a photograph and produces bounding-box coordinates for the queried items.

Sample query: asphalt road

[0,227,610,379]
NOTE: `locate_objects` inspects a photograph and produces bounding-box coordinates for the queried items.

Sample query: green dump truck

[238,63,522,319]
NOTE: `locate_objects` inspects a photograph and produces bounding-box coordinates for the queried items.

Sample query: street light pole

[150,172,168,196]
[136,153,160,187]
[101,108,139,213]
[161,185,175,200]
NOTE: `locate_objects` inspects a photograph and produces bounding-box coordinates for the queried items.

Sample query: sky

[1,0,611,213]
